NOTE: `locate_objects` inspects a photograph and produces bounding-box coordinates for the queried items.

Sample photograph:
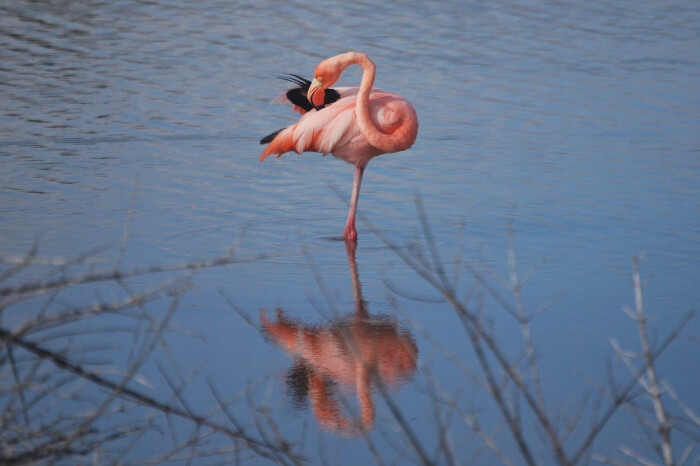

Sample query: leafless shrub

[360,198,698,465]
[2,199,697,465]
[0,243,305,465]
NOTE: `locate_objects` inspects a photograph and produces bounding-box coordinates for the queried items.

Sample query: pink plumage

[260,52,418,239]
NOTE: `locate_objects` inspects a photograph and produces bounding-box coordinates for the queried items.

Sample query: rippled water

[1,0,699,464]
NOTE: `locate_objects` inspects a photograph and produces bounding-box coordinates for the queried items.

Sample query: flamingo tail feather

[260,127,296,161]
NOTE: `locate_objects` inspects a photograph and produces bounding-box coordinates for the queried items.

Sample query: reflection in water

[260,241,418,435]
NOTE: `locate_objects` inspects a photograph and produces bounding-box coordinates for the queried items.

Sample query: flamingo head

[307,57,343,110]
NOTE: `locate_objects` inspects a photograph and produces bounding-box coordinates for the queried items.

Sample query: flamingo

[259,52,418,240]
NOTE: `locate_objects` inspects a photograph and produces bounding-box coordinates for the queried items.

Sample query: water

[1,0,699,464]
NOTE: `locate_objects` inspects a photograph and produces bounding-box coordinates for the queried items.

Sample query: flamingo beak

[307,78,326,110]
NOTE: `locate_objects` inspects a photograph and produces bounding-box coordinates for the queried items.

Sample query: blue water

[1,0,699,464]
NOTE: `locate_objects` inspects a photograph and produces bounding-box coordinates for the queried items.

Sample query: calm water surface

[1,0,699,464]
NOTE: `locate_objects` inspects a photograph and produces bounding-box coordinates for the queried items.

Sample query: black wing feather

[278,74,340,112]
[260,128,283,145]
[260,75,341,144]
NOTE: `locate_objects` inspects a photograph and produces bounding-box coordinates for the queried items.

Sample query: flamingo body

[259,52,418,239]
[261,87,413,166]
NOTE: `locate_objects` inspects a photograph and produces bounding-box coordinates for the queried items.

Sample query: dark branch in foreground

[2,203,698,464]
[0,245,304,465]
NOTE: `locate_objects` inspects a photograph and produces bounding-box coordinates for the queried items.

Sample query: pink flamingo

[260,52,419,239]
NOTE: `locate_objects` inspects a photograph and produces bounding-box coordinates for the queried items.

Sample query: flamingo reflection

[260,241,418,435]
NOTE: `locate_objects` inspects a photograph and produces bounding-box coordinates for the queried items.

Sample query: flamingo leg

[344,165,365,240]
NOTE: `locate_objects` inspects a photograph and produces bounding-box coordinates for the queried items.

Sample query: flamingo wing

[259,95,356,161]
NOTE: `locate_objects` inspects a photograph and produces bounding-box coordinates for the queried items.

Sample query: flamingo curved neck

[337,52,409,155]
